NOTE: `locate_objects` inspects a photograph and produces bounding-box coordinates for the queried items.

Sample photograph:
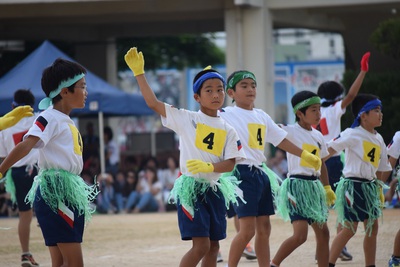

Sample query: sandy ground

[0,209,398,266]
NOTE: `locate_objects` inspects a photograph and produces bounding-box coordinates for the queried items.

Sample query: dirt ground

[0,209,398,266]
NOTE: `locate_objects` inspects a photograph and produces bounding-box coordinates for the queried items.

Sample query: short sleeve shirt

[387,131,400,159]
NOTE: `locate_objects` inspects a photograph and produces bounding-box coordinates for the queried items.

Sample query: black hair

[193,68,220,95]
[103,126,113,140]
[41,58,86,105]
[317,81,344,107]
[351,93,379,118]
[13,89,35,107]
[291,90,319,122]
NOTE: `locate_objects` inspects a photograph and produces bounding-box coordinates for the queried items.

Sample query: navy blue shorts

[344,180,380,222]
[11,166,37,212]
[226,202,236,218]
[325,156,343,191]
[177,187,227,241]
[233,165,275,218]
[34,188,85,246]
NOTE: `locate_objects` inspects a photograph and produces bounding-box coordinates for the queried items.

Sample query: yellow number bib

[300,143,320,168]
[195,123,227,156]
[362,140,380,168]
[69,124,83,156]
[248,123,265,150]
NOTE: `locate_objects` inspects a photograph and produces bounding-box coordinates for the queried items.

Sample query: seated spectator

[127,166,163,213]
[123,170,139,213]
[159,156,179,210]
[113,170,126,213]
[96,173,115,214]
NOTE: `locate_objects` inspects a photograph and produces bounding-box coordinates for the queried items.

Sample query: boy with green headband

[327,93,391,267]
[271,90,335,267]
[125,47,246,267]
[0,58,98,267]
[219,71,326,267]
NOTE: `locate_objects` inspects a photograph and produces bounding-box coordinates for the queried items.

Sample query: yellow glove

[379,186,385,208]
[186,159,214,175]
[124,47,145,76]
[324,185,336,206]
[0,105,33,131]
[300,150,321,171]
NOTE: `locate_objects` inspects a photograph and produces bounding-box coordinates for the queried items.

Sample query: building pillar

[225,4,275,119]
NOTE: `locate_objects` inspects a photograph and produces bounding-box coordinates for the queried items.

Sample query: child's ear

[61,87,69,95]
[226,88,235,98]
[194,94,200,103]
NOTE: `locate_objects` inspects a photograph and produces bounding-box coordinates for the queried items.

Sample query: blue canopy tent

[0,40,153,172]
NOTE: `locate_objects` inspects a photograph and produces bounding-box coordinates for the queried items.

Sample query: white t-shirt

[219,106,287,166]
[138,177,163,201]
[280,123,328,177]
[327,126,392,180]
[0,114,39,167]
[387,131,400,159]
[318,101,345,156]
[161,104,246,183]
[106,139,119,165]
[25,107,84,175]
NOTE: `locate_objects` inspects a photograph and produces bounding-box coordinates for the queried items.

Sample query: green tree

[370,18,400,60]
[117,34,225,70]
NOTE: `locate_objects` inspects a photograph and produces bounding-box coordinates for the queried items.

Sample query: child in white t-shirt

[125,47,246,267]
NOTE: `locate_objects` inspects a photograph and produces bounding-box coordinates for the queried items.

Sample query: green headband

[39,73,85,110]
[226,71,256,91]
[293,96,321,114]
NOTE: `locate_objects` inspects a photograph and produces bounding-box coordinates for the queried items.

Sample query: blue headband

[39,73,85,110]
[351,99,382,128]
[193,72,225,94]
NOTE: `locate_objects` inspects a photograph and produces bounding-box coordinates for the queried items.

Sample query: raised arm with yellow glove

[186,159,214,175]
[124,47,145,77]
[300,150,322,171]
[0,105,33,131]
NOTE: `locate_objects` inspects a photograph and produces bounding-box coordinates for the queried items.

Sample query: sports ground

[0,208,397,266]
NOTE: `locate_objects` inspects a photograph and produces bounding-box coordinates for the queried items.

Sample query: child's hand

[124,47,145,76]
[300,150,321,171]
[324,185,336,206]
[361,52,370,72]
[0,105,34,130]
[186,159,214,174]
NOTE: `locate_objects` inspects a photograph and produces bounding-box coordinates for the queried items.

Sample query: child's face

[69,77,88,109]
[228,78,256,109]
[298,103,321,125]
[194,78,225,115]
[362,106,383,128]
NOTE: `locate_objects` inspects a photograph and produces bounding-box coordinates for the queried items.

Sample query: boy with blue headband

[271,90,335,267]
[219,71,323,267]
[326,93,392,267]
[316,51,370,262]
[124,47,246,267]
[0,58,98,267]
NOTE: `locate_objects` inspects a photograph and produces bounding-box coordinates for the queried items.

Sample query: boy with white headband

[0,58,98,267]
[219,71,323,267]
[271,90,335,267]
[125,47,246,267]
[326,93,391,267]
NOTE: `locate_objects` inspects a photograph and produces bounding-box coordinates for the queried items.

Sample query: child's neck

[200,107,218,117]
[360,124,376,134]
[298,120,313,131]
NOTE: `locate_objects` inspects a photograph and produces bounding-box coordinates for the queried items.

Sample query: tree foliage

[341,70,400,144]
[117,34,225,71]
[370,18,400,60]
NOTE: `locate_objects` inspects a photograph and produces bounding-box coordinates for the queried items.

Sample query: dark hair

[13,89,35,107]
[317,81,344,107]
[193,68,221,95]
[41,58,86,106]
[104,126,113,140]
[145,166,159,184]
[291,90,319,122]
[351,93,379,118]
